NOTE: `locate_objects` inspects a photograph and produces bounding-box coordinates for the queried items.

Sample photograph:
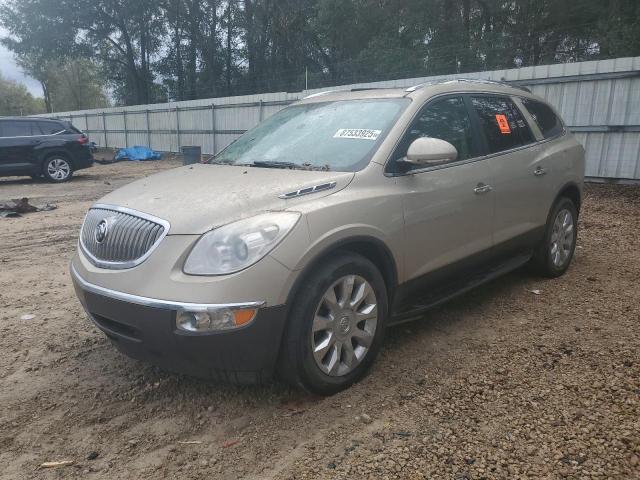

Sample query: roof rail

[302,90,338,99]
[405,81,436,92]
[349,86,395,92]
[405,78,532,93]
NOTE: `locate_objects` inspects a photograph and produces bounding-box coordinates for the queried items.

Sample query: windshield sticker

[334,128,382,140]
[495,114,512,134]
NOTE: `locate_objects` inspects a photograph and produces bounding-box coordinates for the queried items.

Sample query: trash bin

[181,146,201,165]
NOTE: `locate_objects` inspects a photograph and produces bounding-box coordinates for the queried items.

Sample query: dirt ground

[0,159,638,480]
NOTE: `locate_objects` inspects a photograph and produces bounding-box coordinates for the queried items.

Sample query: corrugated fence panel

[216,104,262,131]
[216,133,241,153]
[261,103,288,120]
[37,56,640,180]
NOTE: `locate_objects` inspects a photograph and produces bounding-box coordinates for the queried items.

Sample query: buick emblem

[95,219,109,244]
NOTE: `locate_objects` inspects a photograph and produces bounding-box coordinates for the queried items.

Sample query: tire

[530,197,578,278]
[278,252,388,395]
[43,155,73,182]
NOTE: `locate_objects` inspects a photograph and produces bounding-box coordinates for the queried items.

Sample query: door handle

[534,166,547,176]
[473,183,493,194]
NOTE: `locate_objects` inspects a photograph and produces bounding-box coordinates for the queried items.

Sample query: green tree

[2,0,640,106]
[0,72,45,115]
[47,59,110,111]
[5,53,109,112]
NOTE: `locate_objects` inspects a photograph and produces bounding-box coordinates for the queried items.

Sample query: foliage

[0,72,45,115]
[1,0,639,107]
[7,54,110,112]
[47,59,110,111]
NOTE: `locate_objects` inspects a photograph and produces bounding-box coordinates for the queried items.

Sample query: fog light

[176,308,257,332]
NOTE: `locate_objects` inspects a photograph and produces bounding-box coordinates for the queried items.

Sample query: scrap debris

[40,460,74,468]
[0,198,57,218]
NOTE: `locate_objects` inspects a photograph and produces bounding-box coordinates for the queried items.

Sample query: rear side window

[471,96,534,154]
[521,99,564,139]
[37,121,66,135]
[0,120,38,137]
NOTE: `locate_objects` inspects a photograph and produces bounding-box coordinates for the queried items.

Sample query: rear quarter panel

[542,133,585,216]
[35,136,92,168]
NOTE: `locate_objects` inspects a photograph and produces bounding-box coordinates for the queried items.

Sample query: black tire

[530,197,578,278]
[42,155,73,182]
[278,252,388,395]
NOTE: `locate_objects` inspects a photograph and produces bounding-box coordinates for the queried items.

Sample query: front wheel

[43,156,73,182]
[278,252,388,395]
[530,197,578,277]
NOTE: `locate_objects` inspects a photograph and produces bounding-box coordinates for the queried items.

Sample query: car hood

[95,164,354,234]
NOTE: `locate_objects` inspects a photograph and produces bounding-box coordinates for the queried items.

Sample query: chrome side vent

[278,181,337,199]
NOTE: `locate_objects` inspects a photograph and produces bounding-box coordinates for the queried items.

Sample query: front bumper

[71,266,288,384]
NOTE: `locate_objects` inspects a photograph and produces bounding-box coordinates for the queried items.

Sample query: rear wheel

[279,252,388,395]
[530,197,578,277]
[43,156,73,182]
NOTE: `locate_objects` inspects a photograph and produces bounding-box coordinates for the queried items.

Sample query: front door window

[389,96,476,174]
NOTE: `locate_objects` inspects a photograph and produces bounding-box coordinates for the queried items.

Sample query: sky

[0,26,43,97]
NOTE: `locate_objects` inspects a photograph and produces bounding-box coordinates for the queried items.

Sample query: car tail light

[77,135,89,144]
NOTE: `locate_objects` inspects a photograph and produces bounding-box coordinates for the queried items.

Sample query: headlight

[183,212,300,275]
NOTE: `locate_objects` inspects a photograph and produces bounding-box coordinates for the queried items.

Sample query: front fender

[281,224,395,272]
[269,195,405,279]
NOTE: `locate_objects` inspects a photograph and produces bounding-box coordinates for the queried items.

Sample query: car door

[387,95,494,285]
[0,120,40,174]
[0,121,9,171]
[468,95,546,251]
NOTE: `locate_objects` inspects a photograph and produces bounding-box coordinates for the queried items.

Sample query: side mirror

[404,137,458,166]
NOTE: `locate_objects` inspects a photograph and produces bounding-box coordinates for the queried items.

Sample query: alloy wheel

[47,158,71,181]
[311,275,378,377]
[550,208,575,267]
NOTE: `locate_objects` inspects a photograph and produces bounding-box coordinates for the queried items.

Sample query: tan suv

[71,79,585,394]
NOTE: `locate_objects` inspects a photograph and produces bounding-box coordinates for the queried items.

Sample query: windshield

[212,98,410,172]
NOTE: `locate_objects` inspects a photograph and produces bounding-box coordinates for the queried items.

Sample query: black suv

[0,117,94,182]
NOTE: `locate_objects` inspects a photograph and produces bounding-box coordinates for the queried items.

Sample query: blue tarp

[114,146,162,161]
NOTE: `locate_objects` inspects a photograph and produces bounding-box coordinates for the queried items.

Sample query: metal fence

[43,56,640,181]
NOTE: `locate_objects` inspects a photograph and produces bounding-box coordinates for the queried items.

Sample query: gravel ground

[0,160,638,479]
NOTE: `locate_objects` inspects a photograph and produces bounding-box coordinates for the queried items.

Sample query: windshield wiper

[252,160,331,171]
[252,160,299,169]
[209,159,253,167]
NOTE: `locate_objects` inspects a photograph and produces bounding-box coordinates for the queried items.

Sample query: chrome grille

[80,204,169,269]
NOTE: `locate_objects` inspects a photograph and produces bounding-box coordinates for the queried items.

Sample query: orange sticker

[495,114,511,134]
